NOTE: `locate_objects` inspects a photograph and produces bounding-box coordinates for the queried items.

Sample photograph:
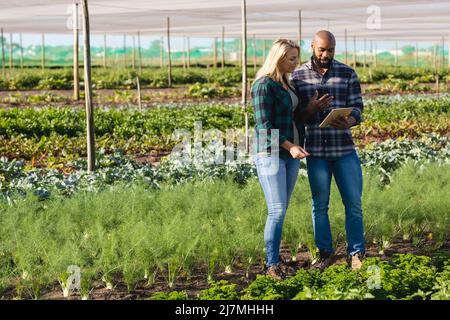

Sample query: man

[291,30,365,271]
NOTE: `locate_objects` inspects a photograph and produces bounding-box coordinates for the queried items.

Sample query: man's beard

[312,54,332,68]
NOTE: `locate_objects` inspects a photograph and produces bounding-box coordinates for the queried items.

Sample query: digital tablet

[319,107,354,128]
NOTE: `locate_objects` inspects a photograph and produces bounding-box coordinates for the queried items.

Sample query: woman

[251,39,332,280]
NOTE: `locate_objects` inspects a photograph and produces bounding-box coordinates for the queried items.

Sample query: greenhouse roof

[1,0,449,41]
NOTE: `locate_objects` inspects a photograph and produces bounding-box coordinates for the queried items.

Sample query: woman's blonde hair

[254,38,299,85]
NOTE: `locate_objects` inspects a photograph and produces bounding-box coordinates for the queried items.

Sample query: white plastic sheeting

[0,0,449,41]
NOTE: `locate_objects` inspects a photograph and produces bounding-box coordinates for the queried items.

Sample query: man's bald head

[311,30,336,68]
[313,30,336,46]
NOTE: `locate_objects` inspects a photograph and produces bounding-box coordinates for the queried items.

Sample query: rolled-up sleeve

[347,70,364,125]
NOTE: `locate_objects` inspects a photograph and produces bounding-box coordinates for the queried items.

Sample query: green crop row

[0,120,446,170]
[0,95,448,167]
[0,67,450,90]
[0,163,448,299]
[153,253,450,300]
[0,104,249,139]
[1,95,448,139]
[1,66,449,91]
[357,67,450,83]
[1,134,447,200]
[0,67,252,90]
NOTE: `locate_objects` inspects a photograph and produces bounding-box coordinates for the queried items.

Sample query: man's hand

[330,116,357,129]
[306,90,334,115]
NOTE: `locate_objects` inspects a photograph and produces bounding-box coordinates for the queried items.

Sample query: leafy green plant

[359,254,437,299]
[198,280,239,300]
[37,77,71,90]
[282,268,320,299]
[292,286,374,300]
[150,290,189,300]
[187,83,219,98]
[430,266,450,300]
[241,275,288,300]
[319,264,361,292]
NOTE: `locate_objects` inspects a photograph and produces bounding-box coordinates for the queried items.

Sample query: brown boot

[349,252,364,271]
[265,265,286,281]
[311,250,335,271]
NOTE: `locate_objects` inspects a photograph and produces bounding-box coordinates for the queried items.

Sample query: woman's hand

[289,145,310,159]
[281,141,310,159]
[306,90,334,115]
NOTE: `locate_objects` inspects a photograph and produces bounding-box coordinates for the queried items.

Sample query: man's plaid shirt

[251,76,304,160]
[291,58,364,158]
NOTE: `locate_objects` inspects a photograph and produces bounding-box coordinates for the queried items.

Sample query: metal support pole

[298,10,302,63]
[1,28,5,77]
[73,3,80,100]
[41,33,45,69]
[20,33,23,69]
[81,0,96,172]
[221,26,225,69]
[9,33,13,69]
[123,34,127,67]
[167,16,172,87]
[241,0,249,153]
[137,31,142,73]
[187,36,191,68]
[344,28,348,65]
[103,34,107,68]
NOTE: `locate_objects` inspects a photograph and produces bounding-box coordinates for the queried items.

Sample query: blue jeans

[306,150,365,256]
[255,155,300,266]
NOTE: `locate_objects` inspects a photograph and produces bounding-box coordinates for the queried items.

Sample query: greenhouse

[0,0,448,303]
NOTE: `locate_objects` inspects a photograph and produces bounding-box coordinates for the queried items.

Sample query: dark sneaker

[348,252,365,271]
[265,265,286,281]
[311,251,335,271]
